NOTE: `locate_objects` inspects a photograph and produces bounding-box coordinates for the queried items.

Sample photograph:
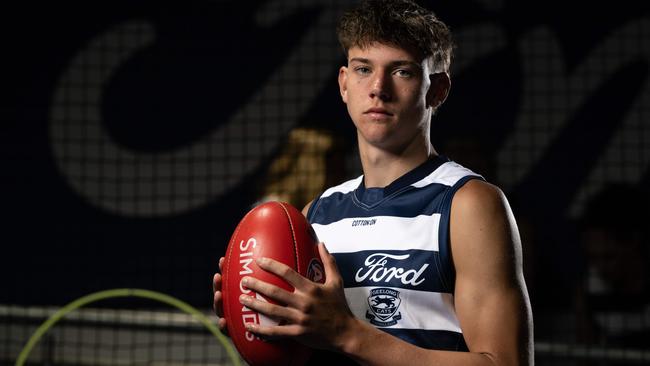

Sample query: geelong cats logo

[365,288,402,326]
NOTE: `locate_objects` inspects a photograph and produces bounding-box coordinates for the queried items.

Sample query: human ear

[426,72,451,109]
[338,66,349,104]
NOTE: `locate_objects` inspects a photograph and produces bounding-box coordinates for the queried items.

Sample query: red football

[221,201,325,366]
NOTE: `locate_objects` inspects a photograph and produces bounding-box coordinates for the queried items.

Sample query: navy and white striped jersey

[306,155,483,351]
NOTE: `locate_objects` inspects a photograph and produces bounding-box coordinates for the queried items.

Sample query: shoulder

[301,200,313,217]
[302,175,363,218]
[320,175,363,199]
[413,159,482,189]
[452,179,508,216]
[450,179,521,266]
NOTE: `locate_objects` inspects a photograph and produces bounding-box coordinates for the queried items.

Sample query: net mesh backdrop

[1,1,649,365]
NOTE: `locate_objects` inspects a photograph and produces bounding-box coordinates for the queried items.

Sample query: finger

[245,322,303,338]
[239,294,299,323]
[212,273,222,293]
[256,257,310,289]
[241,276,295,306]
[212,289,229,336]
[218,257,225,272]
[318,243,342,286]
[217,317,229,336]
[213,289,225,317]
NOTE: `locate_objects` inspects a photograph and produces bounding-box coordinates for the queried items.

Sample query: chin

[359,131,401,150]
[358,124,393,141]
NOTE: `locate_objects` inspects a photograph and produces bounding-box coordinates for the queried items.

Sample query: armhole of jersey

[437,175,485,292]
[305,193,323,223]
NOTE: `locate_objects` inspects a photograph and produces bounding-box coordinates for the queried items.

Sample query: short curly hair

[336,0,454,73]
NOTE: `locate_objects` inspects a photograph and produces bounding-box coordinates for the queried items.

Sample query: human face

[338,43,439,153]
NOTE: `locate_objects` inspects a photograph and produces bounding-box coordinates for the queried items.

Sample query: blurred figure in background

[574,183,650,349]
[255,127,346,210]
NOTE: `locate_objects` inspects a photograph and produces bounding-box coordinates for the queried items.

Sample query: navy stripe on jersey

[310,183,449,226]
[437,175,484,288]
[363,155,448,196]
[382,328,469,351]
[333,250,448,293]
[305,191,322,220]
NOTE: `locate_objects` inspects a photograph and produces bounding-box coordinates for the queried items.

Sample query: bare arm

[301,200,313,217]
[449,179,534,365]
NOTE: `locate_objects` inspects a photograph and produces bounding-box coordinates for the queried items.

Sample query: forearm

[340,318,497,366]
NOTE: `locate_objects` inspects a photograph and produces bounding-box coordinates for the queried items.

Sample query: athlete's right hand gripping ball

[221,201,325,366]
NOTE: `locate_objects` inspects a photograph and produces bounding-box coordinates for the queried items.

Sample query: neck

[358,133,437,188]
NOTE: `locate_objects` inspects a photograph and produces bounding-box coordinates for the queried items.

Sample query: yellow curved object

[15,288,241,366]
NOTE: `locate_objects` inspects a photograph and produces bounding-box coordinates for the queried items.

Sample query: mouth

[364,108,394,118]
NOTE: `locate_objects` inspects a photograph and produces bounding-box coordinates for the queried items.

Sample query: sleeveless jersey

[306,156,483,351]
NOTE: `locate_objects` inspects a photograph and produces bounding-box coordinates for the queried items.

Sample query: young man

[213,0,534,364]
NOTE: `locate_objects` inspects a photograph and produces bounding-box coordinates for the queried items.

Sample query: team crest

[365,288,402,326]
[307,258,324,283]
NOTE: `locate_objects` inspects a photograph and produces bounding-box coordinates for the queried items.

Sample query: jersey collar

[356,155,449,204]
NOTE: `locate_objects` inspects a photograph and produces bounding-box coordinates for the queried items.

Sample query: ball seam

[278,202,301,276]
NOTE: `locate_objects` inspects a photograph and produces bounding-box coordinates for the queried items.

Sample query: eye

[354,66,371,75]
[394,69,413,78]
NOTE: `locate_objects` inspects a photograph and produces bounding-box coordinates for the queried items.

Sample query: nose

[369,72,392,102]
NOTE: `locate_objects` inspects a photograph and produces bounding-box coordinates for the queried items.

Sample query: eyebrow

[349,58,422,69]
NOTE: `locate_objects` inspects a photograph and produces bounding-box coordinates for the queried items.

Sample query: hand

[212,257,228,335]
[238,243,357,352]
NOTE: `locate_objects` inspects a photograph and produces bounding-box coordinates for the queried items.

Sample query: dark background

[1,0,649,352]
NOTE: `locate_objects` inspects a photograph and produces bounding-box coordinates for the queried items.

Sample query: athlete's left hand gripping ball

[221,201,325,366]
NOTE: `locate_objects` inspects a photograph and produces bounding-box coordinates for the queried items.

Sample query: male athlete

[213,0,534,364]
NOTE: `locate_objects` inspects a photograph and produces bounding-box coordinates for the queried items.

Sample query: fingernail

[241,277,249,286]
[257,257,268,265]
[239,295,250,304]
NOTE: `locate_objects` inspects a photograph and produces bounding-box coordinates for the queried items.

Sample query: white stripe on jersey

[411,161,482,188]
[320,175,363,198]
[344,287,462,333]
[313,214,441,253]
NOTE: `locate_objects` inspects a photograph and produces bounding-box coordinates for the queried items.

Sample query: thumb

[318,242,341,285]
